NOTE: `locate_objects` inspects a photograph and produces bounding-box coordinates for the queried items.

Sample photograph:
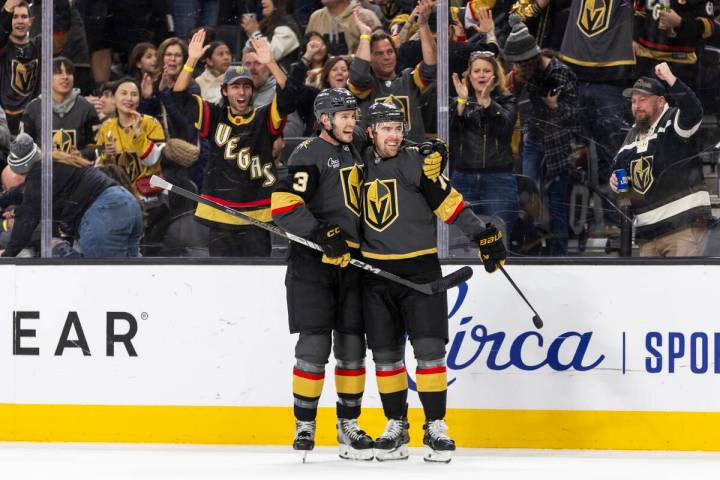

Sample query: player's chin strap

[323,113,352,145]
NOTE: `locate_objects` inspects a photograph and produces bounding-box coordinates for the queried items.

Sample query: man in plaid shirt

[504,14,581,256]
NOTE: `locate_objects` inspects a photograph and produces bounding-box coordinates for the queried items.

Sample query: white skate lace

[379,419,404,440]
[296,420,315,438]
[340,419,366,442]
[426,419,451,441]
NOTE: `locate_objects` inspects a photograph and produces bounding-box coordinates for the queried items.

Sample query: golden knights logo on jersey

[11,59,39,97]
[631,155,654,195]
[339,164,363,217]
[53,129,77,153]
[577,0,612,37]
[364,178,398,232]
[375,96,411,131]
[113,152,142,181]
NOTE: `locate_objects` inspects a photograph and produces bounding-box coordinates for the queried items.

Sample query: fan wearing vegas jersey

[0,0,72,134]
[172,30,295,257]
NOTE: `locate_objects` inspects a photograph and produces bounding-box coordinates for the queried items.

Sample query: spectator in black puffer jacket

[450,50,519,236]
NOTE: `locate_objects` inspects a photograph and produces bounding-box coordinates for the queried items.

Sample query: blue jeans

[522,137,543,184]
[522,138,569,256]
[546,172,569,256]
[173,0,220,40]
[451,170,520,234]
[577,82,627,184]
[78,186,144,257]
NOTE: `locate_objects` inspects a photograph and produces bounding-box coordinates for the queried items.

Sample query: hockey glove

[311,224,351,268]
[475,224,506,273]
[420,139,449,181]
[422,151,444,181]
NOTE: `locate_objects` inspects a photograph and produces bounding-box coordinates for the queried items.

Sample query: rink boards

[1,262,720,450]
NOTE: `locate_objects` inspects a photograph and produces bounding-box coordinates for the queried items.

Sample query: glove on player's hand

[475,224,506,273]
[420,139,448,181]
[422,151,443,181]
[311,224,351,268]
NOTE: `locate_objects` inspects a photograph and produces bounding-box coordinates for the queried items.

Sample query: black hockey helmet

[313,88,358,121]
[367,99,406,128]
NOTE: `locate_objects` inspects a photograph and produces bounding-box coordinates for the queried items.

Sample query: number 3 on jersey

[293,172,309,192]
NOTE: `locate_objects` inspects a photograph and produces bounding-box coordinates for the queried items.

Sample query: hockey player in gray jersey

[360,102,506,463]
[271,88,373,460]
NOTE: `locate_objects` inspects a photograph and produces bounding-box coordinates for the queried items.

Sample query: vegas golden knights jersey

[172,83,294,229]
[558,0,635,82]
[96,115,165,184]
[361,147,483,275]
[272,136,364,255]
[0,39,40,134]
[0,1,71,134]
[633,0,714,65]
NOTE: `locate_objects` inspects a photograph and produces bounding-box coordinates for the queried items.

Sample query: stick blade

[150,175,172,191]
[430,266,474,294]
[532,314,543,329]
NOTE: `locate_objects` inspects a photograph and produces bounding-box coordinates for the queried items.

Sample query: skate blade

[338,444,374,461]
[301,450,309,463]
[423,446,452,463]
[374,445,409,462]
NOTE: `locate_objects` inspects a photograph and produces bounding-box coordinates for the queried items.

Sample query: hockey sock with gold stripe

[335,359,365,419]
[416,358,447,421]
[293,360,325,421]
[375,360,408,419]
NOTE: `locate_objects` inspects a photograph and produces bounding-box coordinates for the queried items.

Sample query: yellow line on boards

[0,405,719,451]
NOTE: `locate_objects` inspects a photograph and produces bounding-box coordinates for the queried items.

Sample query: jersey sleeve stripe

[700,17,713,39]
[347,81,372,100]
[271,191,305,215]
[434,188,465,223]
[193,94,204,130]
[361,247,438,260]
[268,95,286,135]
[673,109,701,139]
[412,64,431,92]
[139,142,154,160]
[201,101,211,138]
[201,194,271,209]
[195,204,272,225]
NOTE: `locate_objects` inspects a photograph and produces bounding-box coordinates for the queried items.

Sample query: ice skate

[423,419,455,463]
[293,420,316,463]
[337,418,374,460]
[374,418,409,461]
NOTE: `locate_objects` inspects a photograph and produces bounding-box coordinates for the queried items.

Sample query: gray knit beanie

[503,14,541,63]
[8,133,40,175]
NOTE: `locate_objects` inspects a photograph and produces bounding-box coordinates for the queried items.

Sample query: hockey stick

[149,175,472,295]
[498,265,543,329]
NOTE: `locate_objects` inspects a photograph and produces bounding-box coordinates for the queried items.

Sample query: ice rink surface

[3,443,720,480]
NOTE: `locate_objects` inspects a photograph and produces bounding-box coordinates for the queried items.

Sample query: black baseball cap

[623,77,666,98]
[223,66,253,86]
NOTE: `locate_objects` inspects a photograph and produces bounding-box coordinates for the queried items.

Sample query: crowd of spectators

[0,0,718,258]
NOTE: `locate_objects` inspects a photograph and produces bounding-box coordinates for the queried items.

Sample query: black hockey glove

[475,224,506,273]
[311,224,351,268]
